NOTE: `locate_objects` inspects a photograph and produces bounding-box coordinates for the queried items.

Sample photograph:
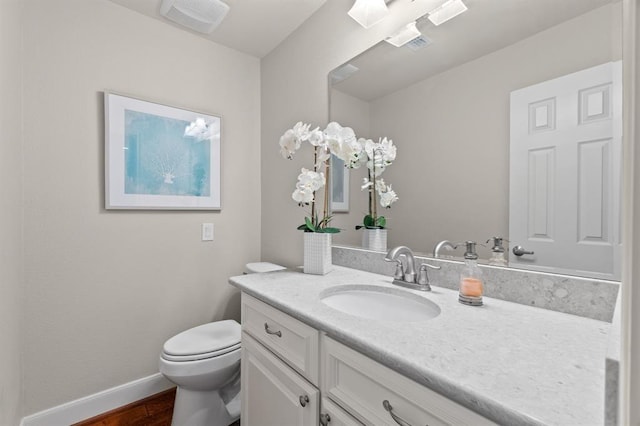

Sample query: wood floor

[73,388,177,426]
[73,387,241,426]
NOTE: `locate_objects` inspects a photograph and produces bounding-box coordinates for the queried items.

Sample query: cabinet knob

[299,395,309,407]
[320,413,331,425]
[264,322,282,337]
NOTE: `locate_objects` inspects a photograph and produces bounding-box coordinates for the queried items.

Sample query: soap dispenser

[487,237,508,266]
[459,241,484,306]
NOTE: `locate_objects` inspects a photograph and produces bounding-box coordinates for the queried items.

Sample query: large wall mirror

[329,0,622,281]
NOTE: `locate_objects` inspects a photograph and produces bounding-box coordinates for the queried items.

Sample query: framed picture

[105,92,221,210]
[330,155,349,212]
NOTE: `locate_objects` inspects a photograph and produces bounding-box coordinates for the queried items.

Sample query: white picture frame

[330,155,349,212]
[105,92,221,210]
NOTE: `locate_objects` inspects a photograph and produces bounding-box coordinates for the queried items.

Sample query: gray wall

[21,0,261,415]
[0,0,24,424]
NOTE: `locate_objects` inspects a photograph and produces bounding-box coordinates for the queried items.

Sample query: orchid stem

[323,148,330,229]
[371,150,377,224]
[311,146,317,227]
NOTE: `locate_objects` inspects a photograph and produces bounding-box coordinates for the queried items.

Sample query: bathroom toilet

[160,320,241,426]
[159,262,284,426]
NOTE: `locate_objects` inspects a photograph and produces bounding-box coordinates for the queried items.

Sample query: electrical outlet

[201,223,214,241]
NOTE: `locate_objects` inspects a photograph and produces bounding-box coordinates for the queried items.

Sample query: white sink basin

[320,285,440,322]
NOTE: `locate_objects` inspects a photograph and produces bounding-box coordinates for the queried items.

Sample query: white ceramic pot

[303,232,332,275]
[362,228,387,252]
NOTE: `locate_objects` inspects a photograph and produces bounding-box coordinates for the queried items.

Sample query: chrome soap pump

[487,236,508,266]
[459,241,484,306]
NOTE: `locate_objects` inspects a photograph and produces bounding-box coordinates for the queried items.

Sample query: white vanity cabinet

[241,293,322,425]
[240,293,496,426]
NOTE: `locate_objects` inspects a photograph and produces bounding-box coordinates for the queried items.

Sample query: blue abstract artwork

[123,110,210,197]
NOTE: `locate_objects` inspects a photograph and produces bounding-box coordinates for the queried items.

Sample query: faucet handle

[385,257,405,280]
[417,263,441,288]
[393,261,404,280]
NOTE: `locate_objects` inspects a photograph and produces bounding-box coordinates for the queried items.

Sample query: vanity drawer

[321,336,497,426]
[241,293,319,384]
[321,397,363,426]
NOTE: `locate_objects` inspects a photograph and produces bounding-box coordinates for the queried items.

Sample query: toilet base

[171,387,238,426]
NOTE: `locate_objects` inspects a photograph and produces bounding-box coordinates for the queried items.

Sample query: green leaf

[377,216,387,228]
[320,227,341,234]
[297,224,308,231]
[304,217,316,232]
[355,225,364,230]
[363,215,375,227]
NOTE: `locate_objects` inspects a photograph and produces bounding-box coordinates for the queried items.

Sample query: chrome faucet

[385,246,417,283]
[433,240,458,258]
[385,246,440,291]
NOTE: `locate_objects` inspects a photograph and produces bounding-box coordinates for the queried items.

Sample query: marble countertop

[229,266,610,426]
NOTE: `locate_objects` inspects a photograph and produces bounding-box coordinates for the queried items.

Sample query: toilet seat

[162,320,241,362]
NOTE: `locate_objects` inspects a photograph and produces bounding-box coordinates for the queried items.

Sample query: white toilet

[159,262,285,426]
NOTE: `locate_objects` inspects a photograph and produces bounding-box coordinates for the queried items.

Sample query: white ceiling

[108,0,327,58]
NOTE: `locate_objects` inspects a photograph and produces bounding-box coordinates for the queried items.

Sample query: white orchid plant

[280,121,399,232]
[279,121,356,233]
[340,137,399,229]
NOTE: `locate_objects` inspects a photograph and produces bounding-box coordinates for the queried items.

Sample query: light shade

[385,21,421,47]
[427,0,467,26]
[348,0,389,29]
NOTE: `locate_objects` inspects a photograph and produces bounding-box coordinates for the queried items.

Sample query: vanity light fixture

[385,21,421,47]
[427,0,468,26]
[348,0,389,29]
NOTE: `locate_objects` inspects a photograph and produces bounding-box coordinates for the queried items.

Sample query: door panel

[509,61,622,280]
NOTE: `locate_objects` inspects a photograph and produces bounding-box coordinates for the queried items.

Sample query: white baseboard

[20,373,174,426]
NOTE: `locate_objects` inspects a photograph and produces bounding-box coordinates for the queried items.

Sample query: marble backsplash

[332,245,619,322]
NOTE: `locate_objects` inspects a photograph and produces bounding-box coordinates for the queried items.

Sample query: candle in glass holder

[460,277,483,297]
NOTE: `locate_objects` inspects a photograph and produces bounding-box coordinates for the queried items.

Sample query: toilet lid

[245,262,286,273]
[163,320,241,358]
[161,342,241,362]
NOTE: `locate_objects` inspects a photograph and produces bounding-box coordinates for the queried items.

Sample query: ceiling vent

[330,64,360,85]
[160,0,230,34]
[405,35,432,51]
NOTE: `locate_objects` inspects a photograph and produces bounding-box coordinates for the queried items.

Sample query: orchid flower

[184,117,212,141]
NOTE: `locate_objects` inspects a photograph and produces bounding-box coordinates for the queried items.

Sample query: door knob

[512,245,534,256]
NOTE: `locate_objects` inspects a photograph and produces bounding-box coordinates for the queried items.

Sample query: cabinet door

[242,332,319,426]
